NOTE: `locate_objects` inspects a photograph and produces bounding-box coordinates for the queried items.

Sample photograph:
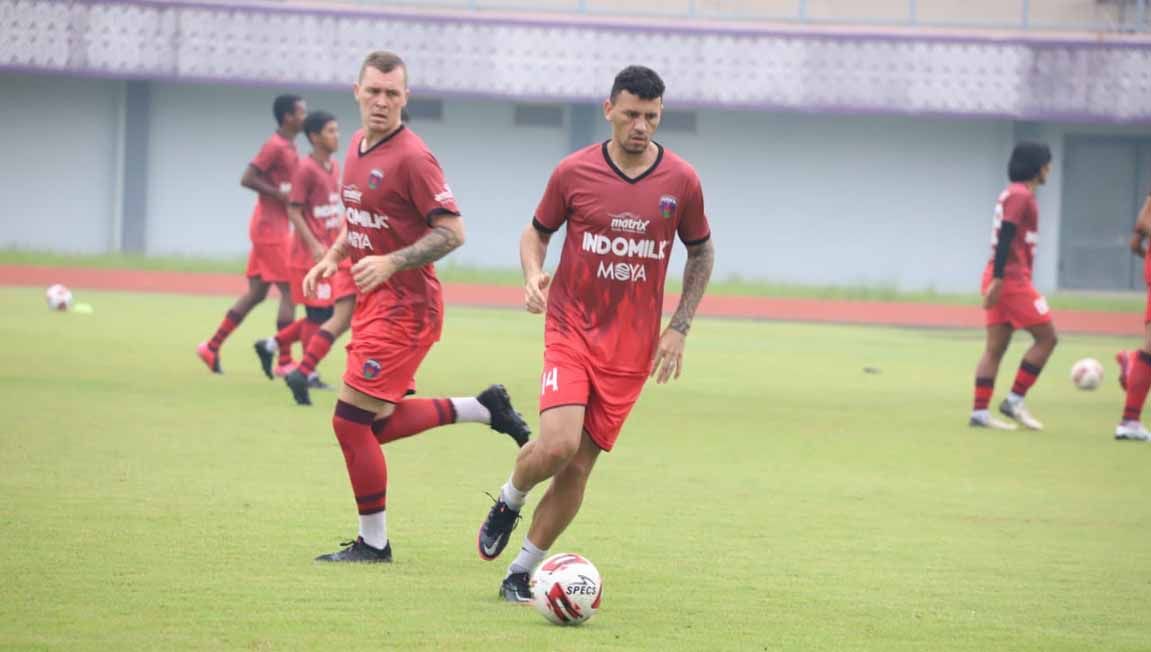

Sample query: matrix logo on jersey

[368,169,383,190]
[659,195,678,219]
[363,359,382,380]
[609,212,650,235]
[343,185,363,205]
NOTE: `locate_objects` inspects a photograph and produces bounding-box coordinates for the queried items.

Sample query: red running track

[1,264,1138,336]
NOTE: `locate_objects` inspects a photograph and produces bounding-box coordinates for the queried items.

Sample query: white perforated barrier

[2,0,1149,121]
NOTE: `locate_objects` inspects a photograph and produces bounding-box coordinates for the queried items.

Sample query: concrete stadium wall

[0,75,122,254]
[2,72,1147,292]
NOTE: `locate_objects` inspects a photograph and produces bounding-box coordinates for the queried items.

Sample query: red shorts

[982,279,1052,329]
[343,330,431,403]
[246,241,289,283]
[290,266,356,308]
[1145,286,1151,324]
[539,344,647,452]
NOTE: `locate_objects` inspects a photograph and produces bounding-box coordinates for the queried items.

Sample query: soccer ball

[45,284,73,311]
[1070,357,1103,390]
[531,553,603,626]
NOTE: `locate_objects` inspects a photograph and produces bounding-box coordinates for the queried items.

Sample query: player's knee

[249,285,270,302]
[306,306,334,324]
[539,437,579,472]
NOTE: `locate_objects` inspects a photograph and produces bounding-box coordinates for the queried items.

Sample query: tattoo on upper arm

[669,240,715,335]
[390,224,463,271]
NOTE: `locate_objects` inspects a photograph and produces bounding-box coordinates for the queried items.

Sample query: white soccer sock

[508,538,547,576]
[450,397,490,424]
[500,475,528,511]
[359,511,388,550]
[1006,392,1024,405]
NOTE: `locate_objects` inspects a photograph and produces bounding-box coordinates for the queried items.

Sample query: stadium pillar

[568,103,599,154]
[118,81,150,253]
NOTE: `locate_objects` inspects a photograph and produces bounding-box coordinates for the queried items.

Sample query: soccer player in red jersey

[253,111,352,399]
[197,94,306,373]
[1114,190,1151,441]
[969,142,1057,431]
[305,51,532,563]
[475,66,716,602]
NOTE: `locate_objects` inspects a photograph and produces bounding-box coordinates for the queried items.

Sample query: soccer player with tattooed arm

[474,65,716,602]
[305,51,532,563]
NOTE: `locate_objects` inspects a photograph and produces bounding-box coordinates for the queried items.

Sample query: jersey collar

[601,140,664,185]
[358,124,407,158]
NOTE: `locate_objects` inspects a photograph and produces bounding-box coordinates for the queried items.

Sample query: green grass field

[2,248,1142,313]
[1,287,1148,651]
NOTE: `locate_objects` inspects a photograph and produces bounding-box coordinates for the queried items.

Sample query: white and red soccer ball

[531,553,603,626]
[45,284,73,311]
[1070,357,1103,391]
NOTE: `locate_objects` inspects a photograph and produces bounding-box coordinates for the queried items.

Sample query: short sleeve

[406,150,460,220]
[288,164,313,206]
[677,173,711,246]
[250,139,281,174]
[1001,191,1029,227]
[532,165,567,234]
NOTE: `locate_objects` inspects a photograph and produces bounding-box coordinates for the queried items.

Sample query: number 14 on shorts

[541,367,559,395]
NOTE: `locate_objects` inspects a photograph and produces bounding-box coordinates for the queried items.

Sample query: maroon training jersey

[341,126,460,345]
[248,132,299,244]
[287,156,341,270]
[534,142,711,374]
[986,182,1039,282]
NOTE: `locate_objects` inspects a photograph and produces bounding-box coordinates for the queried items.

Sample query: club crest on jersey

[658,195,677,220]
[363,359,382,380]
[368,169,384,190]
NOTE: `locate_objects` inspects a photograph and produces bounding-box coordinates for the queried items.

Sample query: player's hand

[1131,233,1146,258]
[650,327,686,384]
[524,272,551,314]
[352,255,398,294]
[303,258,338,298]
[983,278,1003,309]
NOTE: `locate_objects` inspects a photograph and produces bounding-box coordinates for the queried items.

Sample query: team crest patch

[368,169,384,190]
[658,195,678,219]
[363,359,382,380]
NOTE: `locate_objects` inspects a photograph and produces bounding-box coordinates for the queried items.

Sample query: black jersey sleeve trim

[532,217,560,234]
[681,233,711,247]
[424,207,461,226]
[993,220,1017,278]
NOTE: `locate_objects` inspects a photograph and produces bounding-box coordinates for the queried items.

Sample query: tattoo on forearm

[391,225,462,271]
[669,240,715,335]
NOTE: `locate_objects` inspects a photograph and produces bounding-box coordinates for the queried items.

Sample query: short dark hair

[610,65,665,102]
[273,94,303,126]
[359,50,407,84]
[303,111,336,140]
[1008,142,1052,182]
